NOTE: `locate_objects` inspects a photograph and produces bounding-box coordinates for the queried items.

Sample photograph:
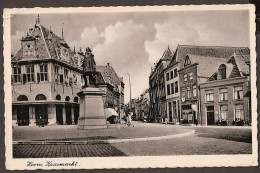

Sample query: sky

[11,10,250,103]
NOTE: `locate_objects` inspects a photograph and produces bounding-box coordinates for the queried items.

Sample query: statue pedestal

[77,87,108,130]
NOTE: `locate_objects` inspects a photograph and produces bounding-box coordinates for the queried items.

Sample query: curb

[13,130,195,145]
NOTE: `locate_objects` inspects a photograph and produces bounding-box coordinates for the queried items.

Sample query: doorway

[74,104,79,124]
[65,104,72,124]
[17,105,29,126]
[207,106,215,125]
[35,104,48,125]
[56,104,63,124]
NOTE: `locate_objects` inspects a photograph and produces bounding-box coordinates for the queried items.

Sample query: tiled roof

[188,54,233,78]
[96,65,121,86]
[170,45,250,67]
[160,46,173,61]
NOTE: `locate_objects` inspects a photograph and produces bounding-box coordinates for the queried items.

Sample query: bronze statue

[82,47,98,88]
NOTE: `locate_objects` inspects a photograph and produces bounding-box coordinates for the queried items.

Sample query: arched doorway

[35,94,48,125]
[55,94,63,125]
[73,97,79,124]
[17,95,29,126]
[65,96,72,124]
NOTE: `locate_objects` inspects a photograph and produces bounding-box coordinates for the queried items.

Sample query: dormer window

[218,64,226,80]
[24,44,34,56]
[184,55,191,67]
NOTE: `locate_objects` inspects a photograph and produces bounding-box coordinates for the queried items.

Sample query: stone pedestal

[77,87,108,130]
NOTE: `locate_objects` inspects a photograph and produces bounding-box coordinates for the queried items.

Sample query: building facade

[12,16,124,126]
[200,53,250,125]
[149,47,172,122]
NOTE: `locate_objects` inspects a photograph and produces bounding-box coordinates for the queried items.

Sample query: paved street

[12,121,252,158]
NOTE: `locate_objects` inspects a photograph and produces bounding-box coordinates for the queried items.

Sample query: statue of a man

[82,47,97,88]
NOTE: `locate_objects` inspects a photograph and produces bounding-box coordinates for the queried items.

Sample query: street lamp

[125,73,132,111]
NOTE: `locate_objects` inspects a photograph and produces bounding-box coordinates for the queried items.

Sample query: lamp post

[125,73,132,112]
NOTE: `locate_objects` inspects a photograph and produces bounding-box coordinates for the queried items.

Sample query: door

[17,105,29,126]
[35,104,48,125]
[74,104,79,124]
[207,106,215,125]
[65,104,72,124]
[56,104,63,124]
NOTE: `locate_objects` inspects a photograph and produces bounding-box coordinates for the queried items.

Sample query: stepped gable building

[175,45,250,125]
[11,16,124,126]
[96,63,125,119]
[200,53,251,125]
[149,46,173,122]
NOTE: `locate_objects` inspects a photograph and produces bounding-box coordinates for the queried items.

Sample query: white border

[4,4,258,170]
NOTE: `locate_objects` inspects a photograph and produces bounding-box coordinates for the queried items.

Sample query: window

[25,65,34,82]
[184,74,187,82]
[173,101,177,118]
[219,88,227,101]
[187,87,190,98]
[205,90,214,102]
[235,104,244,120]
[13,66,21,83]
[54,65,60,83]
[171,83,175,95]
[234,86,243,100]
[167,84,171,95]
[174,69,177,78]
[181,88,185,98]
[166,73,169,81]
[73,73,77,85]
[193,85,197,97]
[38,64,48,82]
[184,55,191,67]
[24,44,34,56]
[64,69,69,85]
[175,81,178,93]
[170,71,173,79]
[218,64,226,80]
[189,72,193,81]
[220,105,228,120]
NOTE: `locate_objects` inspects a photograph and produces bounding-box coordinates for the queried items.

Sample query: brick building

[11,16,124,126]
[176,45,250,125]
[200,53,250,125]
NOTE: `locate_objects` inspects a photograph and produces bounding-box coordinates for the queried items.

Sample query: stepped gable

[170,45,250,67]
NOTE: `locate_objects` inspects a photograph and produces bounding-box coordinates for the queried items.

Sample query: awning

[104,108,118,118]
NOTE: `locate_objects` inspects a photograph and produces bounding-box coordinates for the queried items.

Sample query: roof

[170,45,250,67]
[187,54,233,78]
[160,46,173,61]
[96,65,122,86]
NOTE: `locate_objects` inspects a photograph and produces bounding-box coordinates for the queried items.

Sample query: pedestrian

[127,112,134,127]
[165,117,168,125]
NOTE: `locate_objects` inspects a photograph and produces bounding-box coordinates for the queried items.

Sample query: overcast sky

[11,10,250,103]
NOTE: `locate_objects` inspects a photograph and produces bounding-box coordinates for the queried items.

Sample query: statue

[82,47,98,88]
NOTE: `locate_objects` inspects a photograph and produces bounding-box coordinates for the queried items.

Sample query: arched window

[184,55,191,67]
[65,96,70,101]
[17,95,28,101]
[35,94,46,100]
[56,94,61,100]
[218,64,227,80]
[74,97,79,103]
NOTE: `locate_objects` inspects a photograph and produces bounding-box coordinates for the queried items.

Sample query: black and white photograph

[4,5,257,170]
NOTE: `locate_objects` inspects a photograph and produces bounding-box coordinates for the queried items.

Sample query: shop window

[13,66,21,83]
[220,105,228,120]
[219,88,227,101]
[234,86,243,100]
[205,90,214,102]
[235,104,244,120]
